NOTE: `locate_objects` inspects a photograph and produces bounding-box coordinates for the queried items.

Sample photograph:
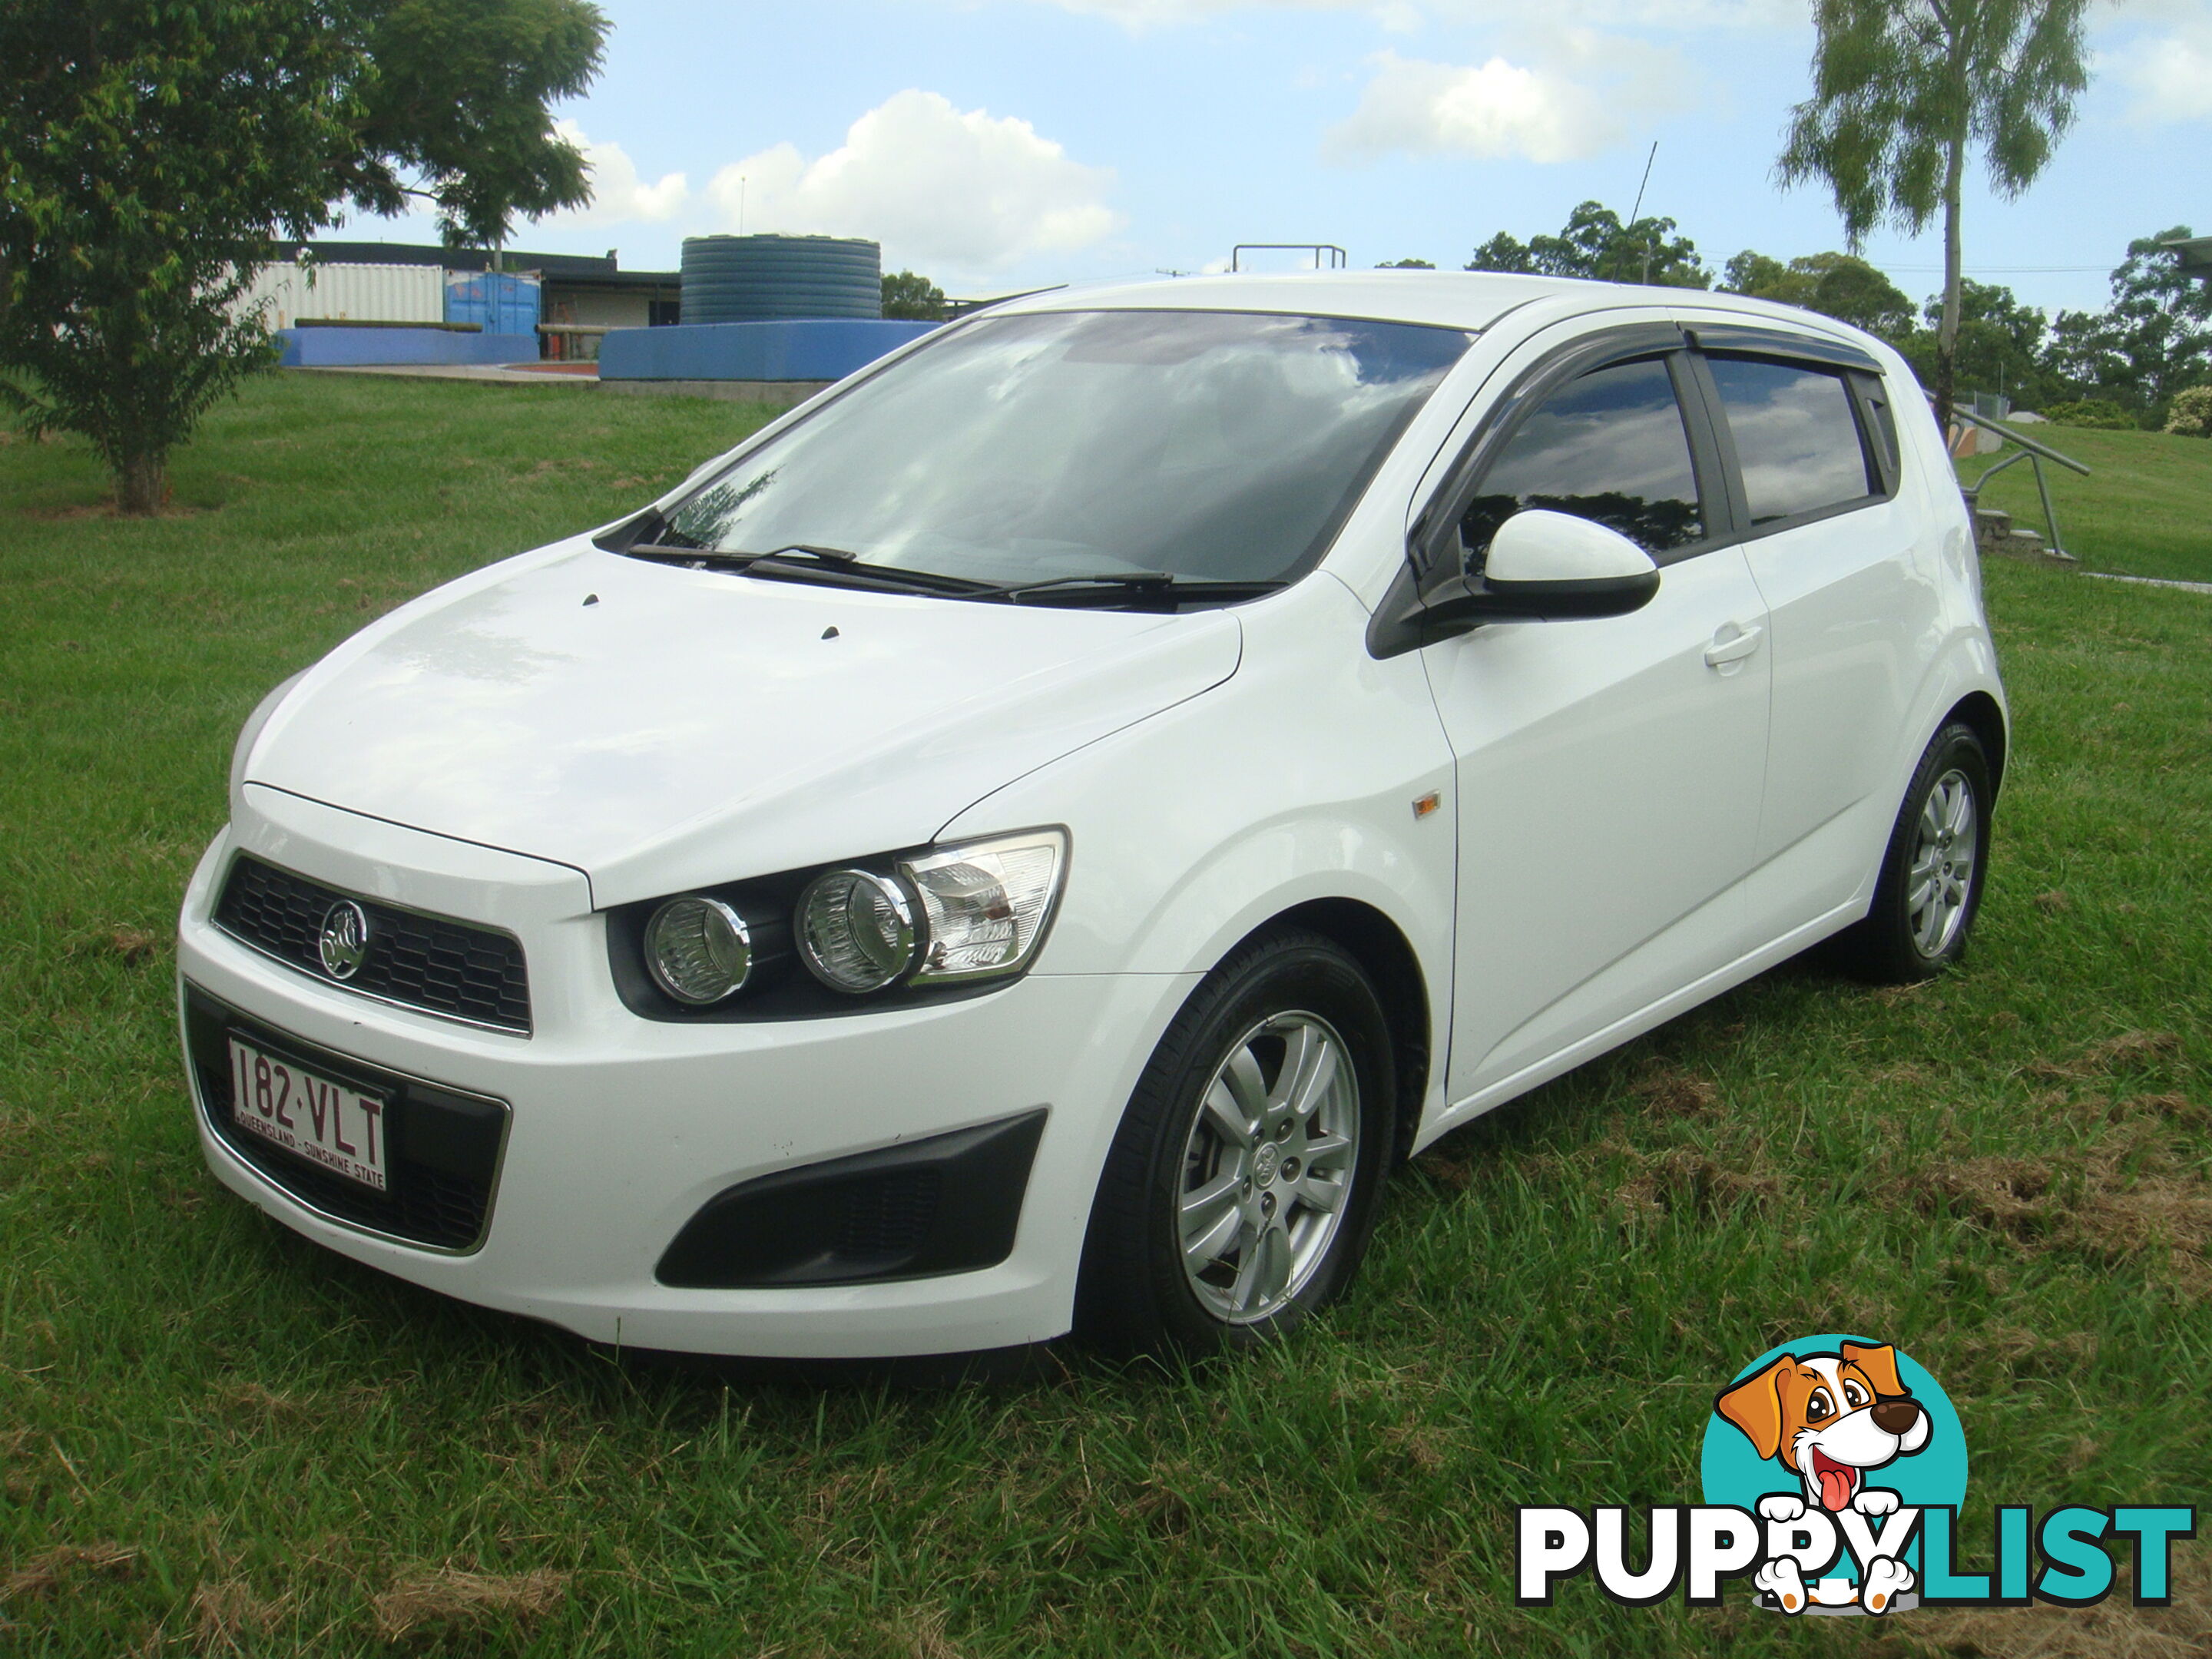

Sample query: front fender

[936,574,1459,1114]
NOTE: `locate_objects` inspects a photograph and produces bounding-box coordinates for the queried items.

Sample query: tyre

[1075,928,1394,1358]
[1833,720,1993,984]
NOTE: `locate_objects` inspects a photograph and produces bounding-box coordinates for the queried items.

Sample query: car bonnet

[243,538,1243,907]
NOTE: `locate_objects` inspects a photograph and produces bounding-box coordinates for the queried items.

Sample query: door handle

[1704,624,1763,668]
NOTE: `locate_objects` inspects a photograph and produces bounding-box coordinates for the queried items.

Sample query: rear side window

[1459,356,1704,561]
[1706,357,1876,524]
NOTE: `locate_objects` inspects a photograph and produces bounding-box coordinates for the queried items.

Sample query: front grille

[185,986,508,1252]
[215,855,531,1033]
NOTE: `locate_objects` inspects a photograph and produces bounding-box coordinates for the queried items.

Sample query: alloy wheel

[1175,1012,1361,1324]
[1906,767,1978,958]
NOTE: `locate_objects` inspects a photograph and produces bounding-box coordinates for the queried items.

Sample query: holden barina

[179,272,2005,1359]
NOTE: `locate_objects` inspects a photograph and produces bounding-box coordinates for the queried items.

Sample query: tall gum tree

[1777,0,2088,435]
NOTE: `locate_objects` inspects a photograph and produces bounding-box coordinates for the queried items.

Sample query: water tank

[680,235,882,323]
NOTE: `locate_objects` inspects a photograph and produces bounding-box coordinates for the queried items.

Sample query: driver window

[1459,356,1704,568]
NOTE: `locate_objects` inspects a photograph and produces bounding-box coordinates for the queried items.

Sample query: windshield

[657,309,1474,589]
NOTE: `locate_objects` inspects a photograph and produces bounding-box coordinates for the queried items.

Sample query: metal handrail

[1952,406,2092,475]
[1952,405,2091,562]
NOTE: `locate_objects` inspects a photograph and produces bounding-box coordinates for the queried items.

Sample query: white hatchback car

[178,272,2005,1359]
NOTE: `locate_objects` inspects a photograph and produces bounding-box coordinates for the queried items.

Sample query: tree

[1466,232,1538,276]
[0,2,350,513]
[0,0,606,514]
[335,0,607,246]
[1942,279,2048,403]
[880,270,949,321]
[2043,227,2212,415]
[1777,0,2091,435]
[1885,278,2052,405]
[1467,201,1710,288]
[1375,258,1435,269]
[1720,251,1792,296]
[1721,250,1917,338]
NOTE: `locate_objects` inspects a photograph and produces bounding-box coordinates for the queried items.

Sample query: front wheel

[1075,929,1394,1358]
[1834,721,1994,983]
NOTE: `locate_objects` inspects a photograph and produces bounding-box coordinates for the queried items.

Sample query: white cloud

[1324,37,1693,163]
[2108,18,2212,122]
[1325,53,1605,163]
[551,121,690,224]
[704,91,1121,273]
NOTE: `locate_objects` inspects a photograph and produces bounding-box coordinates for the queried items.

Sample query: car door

[1418,326,1773,1104]
[1679,325,1937,939]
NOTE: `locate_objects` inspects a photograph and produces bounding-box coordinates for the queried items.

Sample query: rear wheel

[1834,721,1993,983]
[1075,929,1393,1357]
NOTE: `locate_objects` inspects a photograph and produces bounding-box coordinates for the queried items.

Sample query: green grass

[1959,421,2212,584]
[3,373,2208,1657]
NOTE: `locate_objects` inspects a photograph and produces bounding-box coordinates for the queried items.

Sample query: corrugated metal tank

[680,235,882,323]
[231,262,445,329]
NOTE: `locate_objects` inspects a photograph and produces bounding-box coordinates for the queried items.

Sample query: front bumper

[177,788,1197,1357]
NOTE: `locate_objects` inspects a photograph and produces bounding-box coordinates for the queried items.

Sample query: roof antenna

[1628,141,1658,285]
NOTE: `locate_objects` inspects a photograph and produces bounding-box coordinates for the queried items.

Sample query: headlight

[902,828,1068,982]
[621,826,1069,1018]
[645,896,753,1005]
[796,869,918,993]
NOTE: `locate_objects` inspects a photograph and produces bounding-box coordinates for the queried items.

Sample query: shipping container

[444,271,543,336]
[231,262,445,329]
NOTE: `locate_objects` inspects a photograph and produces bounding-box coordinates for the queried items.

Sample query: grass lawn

[1959,421,2212,584]
[3,372,2208,1657]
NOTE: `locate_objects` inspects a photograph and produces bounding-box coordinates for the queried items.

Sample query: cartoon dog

[1714,1341,1931,1615]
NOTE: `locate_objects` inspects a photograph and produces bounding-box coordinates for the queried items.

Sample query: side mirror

[1430,510,1661,626]
[1364,509,1664,658]
[1481,509,1661,611]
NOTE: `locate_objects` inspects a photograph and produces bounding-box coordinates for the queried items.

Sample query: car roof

[988,270,1883,355]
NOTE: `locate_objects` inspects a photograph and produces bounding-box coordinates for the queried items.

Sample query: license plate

[227,1035,388,1192]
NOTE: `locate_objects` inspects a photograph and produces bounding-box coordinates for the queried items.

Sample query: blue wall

[598,319,939,382]
[277,328,541,367]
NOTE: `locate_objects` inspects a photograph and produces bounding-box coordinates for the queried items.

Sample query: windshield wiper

[972,571,1291,607]
[618,537,1284,608]
[623,541,998,597]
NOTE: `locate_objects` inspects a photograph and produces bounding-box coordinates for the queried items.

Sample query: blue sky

[359,0,2209,317]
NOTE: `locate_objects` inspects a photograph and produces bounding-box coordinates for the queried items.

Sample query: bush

[2041,398,2137,431]
[2164,385,2212,438]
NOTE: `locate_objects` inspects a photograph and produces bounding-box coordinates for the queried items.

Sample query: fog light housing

[797,869,918,993]
[644,896,753,1005]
